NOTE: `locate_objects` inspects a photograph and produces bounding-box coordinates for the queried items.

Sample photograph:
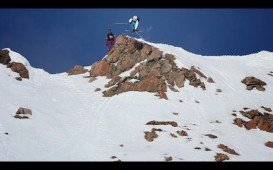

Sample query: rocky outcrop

[14,107,32,119]
[177,130,188,136]
[89,35,212,99]
[0,49,11,65]
[7,62,29,79]
[146,120,178,127]
[205,134,217,139]
[144,128,161,142]
[241,76,267,91]
[215,153,229,162]
[67,65,88,75]
[234,108,273,133]
[90,60,110,77]
[217,144,239,155]
[265,141,273,148]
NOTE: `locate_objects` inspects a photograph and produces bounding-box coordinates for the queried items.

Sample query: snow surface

[1,42,273,161]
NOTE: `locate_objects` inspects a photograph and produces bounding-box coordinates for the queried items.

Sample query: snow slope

[0,41,273,161]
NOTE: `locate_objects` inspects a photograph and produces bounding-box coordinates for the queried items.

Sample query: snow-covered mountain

[0,36,273,161]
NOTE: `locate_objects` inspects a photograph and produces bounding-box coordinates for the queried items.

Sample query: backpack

[107,33,115,41]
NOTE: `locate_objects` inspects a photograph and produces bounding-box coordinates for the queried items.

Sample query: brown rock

[95,88,101,92]
[205,134,217,139]
[216,89,222,92]
[177,130,188,136]
[7,62,29,79]
[244,116,259,130]
[15,77,22,81]
[205,148,211,151]
[90,60,110,77]
[241,76,267,91]
[14,107,32,119]
[67,65,88,75]
[146,120,178,127]
[261,106,272,112]
[218,144,239,155]
[175,71,185,88]
[265,141,273,148]
[170,133,177,138]
[232,113,237,117]
[233,118,245,127]
[173,112,179,115]
[165,156,172,162]
[207,77,214,83]
[105,76,121,88]
[147,49,162,62]
[168,85,179,92]
[160,60,172,74]
[0,49,11,65]
[240,109,261,119]
[158,89,168,100]
[190,66,207,79]
[144,129,158,142]
[88,77,97,83]
[215,153,229,162]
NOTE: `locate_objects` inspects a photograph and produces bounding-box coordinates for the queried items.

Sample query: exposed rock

[207,77,214,83]
[67,65,88,75]
[7,62,29,79]
[195,100,200,103]
[147,49,162,62]
[205,134,217,139]
[241,76,266,91]
[158,89,168,100]
[146,120,178,127]
[95,88,101,92]
[177,130,188,136]
[218,144,239,155]
[243,107,249,110]
[216,89,222,92]
[165,156,172,162]
[175,70,185,88]
[261,106,272,112]
[215,153,229,162]
[240,109,261,119]
[15,77,22,81]
[244,116,259,130]
[232,113,237,117]
[205,148,211,151]
[105,76,121,88]
[144,128,158,142]
[120,144,123,147]
[268,73,273,77]
[90,60,110,77]
[0,49,11,65]
[235,108,273,133]
[14,107,32,119]
[179,100,183,102]
[194,147,201,150]
[168,85,179,92]
[88,77,97,83]
[170,133,177,138]
[265,141,273,148]
[233,118,246,128]
[190,66,207,79]
[172,112,179,115]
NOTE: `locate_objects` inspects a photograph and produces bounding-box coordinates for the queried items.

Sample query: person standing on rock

[106,28,115,52]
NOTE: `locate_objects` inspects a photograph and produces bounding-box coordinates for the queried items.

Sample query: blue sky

[1,9,273,73]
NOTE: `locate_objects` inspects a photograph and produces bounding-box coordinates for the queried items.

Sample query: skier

[105,28,115,52]
[128,16,140,32]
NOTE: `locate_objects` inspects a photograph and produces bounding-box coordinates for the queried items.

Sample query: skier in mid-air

[128,16,140,32]
[105,28,115,52]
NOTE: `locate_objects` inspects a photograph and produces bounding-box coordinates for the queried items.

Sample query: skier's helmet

[132,16,138,21]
